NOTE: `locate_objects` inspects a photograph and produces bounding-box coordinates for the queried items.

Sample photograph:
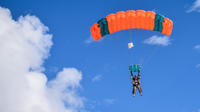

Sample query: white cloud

[143,35,171,46]
[0,7,84,112]
[194,44,200,50]
[104,98,115,105]
[196,64,200,68]
[194,45,200,69]
[47,68,84,112]
[187,0,200,13]
[92,75,102,82]
[85,35,104,44]
[84,35,94,44]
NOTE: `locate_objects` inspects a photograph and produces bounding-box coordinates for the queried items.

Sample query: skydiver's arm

[130,71,133,76]
[130,74,133,80]
[130,71,133,80]
[138,70,141,79]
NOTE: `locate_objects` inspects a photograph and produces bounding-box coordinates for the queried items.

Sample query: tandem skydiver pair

[129,64,142,96]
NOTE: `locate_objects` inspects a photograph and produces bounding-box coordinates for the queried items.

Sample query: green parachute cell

[129,64,141,72]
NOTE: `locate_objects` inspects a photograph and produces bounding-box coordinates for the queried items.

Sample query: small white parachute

[128,42,134,49]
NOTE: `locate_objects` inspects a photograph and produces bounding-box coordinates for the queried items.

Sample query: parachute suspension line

[128,30,134,49]
[129,30,133,43]
[139,46,159,68]
[128,30,134,64]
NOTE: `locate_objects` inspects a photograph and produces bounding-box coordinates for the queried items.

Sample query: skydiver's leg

[137,85,142,96]
[132,86,136,96]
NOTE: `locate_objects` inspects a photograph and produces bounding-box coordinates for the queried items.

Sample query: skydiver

[130,70,142,96]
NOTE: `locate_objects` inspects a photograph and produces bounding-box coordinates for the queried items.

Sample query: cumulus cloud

[91,75,102,82]
[143,35,171,46]
[47,68,84,112]
[187,0,200,13]
[0,7,84,112]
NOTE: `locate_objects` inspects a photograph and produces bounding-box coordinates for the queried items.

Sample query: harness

[132,78,139,86]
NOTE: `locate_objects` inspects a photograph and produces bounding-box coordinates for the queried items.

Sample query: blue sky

[0,0,200,112]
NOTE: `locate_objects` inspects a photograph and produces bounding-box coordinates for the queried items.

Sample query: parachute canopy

[91,10,173,41]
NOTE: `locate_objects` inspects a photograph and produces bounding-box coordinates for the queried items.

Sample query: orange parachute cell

[90,23,102,41]
[162,18,173,36]
[135,10,146,29]
[126,10,136,29]
[146,11,156,30]
[116,11,127,31]
[106,14,116,34]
